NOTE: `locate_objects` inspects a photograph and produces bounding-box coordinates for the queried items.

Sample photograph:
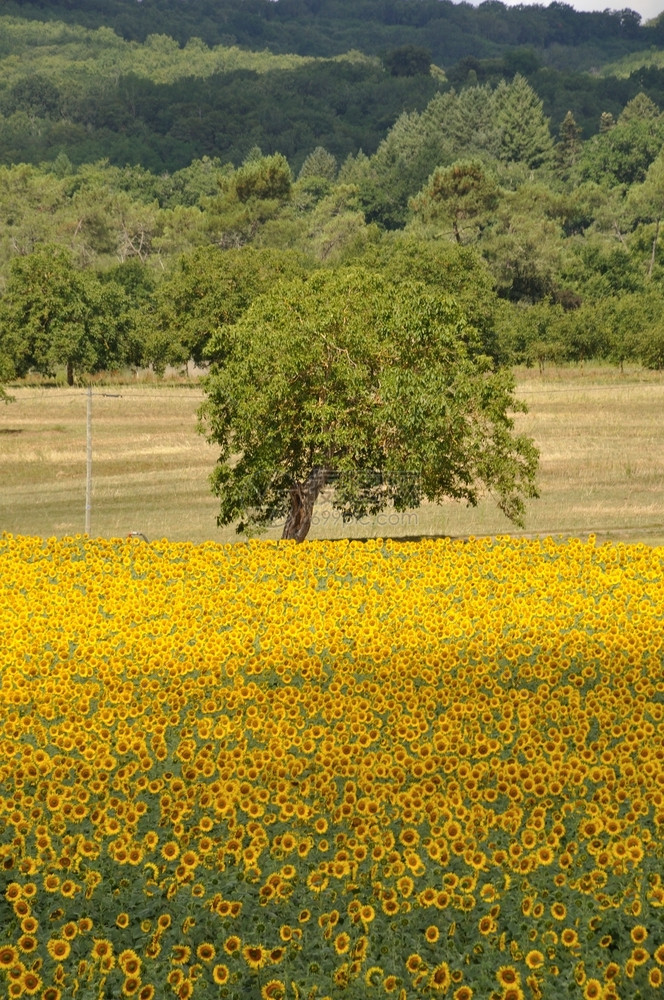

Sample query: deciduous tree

[199,267,539,541]
[143,245,310,372]
[0,245,134,384]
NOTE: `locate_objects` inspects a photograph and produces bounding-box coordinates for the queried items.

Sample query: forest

[3,1,664,393]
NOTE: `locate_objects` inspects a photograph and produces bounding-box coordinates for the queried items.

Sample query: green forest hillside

[1,0,656,68]
[3,2,664,396]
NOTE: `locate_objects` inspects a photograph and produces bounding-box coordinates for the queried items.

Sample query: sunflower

[583,980,602,1000]
[334,933,351,955]
[4,883,22,902]
[306,871,329,893]
[496,966,520,987]
[649,968,663,988]
[47,939,71,961]
[91,939,113,960]
[429,962,452,991]
[525,950,544,970]
[20,971,42,996]
[212,965,229,985]
[406,954,423,974]
[119,951,142,976]
[453,988,474,1000]
[223,936,241,955]
[196,943,215,962]
[17,935,38,954]
[242,944,268,970]
[365,967,384,988]
[0,946,19,969]
[161,841,179,861]
[630,925,648,944]
[397,876,414,898]
[425,926,440,944]
[260,981,286,1000]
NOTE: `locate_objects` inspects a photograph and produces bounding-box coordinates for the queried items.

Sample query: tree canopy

[0,245,140,385]
[199,267,539,541]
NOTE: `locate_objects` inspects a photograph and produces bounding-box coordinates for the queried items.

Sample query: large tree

[199,267,539,541]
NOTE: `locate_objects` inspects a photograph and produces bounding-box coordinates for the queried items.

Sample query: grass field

[1,365,664,545]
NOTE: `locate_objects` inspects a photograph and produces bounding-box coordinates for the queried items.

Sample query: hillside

[1,0,655,69]
[3,6,664,173]
[3,3,664,395]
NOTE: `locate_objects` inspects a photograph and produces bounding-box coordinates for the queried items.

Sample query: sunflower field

[1,532,663,1000]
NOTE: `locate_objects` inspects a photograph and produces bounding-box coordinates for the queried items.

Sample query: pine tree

[494,74,554,170]
[556,110,582,174]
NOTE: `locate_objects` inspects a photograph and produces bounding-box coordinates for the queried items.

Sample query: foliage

[382,45,432,77]
[410,160,501,244]
[494,74,554,169]
[1,532,664,999]
[0,0,652,69]
[1,13,664,376]
[199,267,539,540]
[577,93,664,185]
[0,245,140,384]
[358,235,502,361]
[143,246,311,373]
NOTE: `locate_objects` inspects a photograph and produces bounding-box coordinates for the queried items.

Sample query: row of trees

[3,231,664,392]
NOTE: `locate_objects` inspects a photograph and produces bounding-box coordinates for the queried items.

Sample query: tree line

[3,67,664,384]
[1,0,653,69]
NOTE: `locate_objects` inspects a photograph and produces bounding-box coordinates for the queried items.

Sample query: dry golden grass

[1,365,664,545]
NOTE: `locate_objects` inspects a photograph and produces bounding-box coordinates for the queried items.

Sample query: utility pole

[85,386,92,534]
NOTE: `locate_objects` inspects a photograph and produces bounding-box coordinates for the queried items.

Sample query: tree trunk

[66,360,74,386]
[282,467,329,542]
